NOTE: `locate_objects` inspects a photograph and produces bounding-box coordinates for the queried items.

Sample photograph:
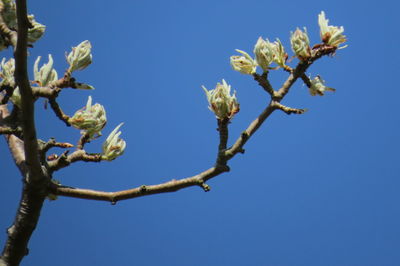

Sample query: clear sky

[1,0,399,265]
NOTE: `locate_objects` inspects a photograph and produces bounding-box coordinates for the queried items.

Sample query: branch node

[139,185,147,192]
[200,182,211,192]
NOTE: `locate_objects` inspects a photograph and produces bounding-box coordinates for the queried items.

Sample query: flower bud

[0,58,15,87]
[318,11,347,49]
[34,55,58,87]
[67,40,93,72]
[272,38,288,68]
[253,37,275,72]
[309,75,335,96]
[202,79,240,120]
[101,123,126,161]
[27,16,46,43]
[69,96,107,138]
[230,49,257,75]
[290,27,311,60]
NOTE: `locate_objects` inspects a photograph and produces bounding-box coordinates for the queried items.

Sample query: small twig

[253,72,274,95]
[40,138,73,153]
[32,86,60,98]
[300,73,312,88]
[48,98,71,127]
[216,118,229,166]
[272,101,307,115]
[0,125,22,135]
[77,132,91,150]
[48,149,102,172]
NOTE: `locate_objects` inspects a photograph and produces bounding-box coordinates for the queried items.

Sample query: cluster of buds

[67,40,93,72]
[318,11,347,49]
[231,37,288,74]
[33,55,58,87]
[69,96,107,139]
[0,57,15,87]
[230,50,257,75]
[290,27,311,60]
[101,123,126,161]
[309,75,335,96]
[0,1,45,50]
[202,79,240,120]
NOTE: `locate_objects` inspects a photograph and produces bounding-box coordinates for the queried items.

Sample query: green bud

[272,38,288,68]
[309,75,336,96]
[27,15,46,43]
[253,37,275,71]
[34,55,58,87]
[318,11,347,49]
[202,79,240,120]
[67,40,93,72]
[290,27,311,60]
[230,49,257,75]
[0,58,15,87]
[69,96,107,138]
[101,123,126,161]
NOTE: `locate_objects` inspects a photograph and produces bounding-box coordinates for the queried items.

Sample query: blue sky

[1,0,399,265]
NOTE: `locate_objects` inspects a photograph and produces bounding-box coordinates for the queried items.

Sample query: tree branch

[48,98,71,127]
[0,1,49,265]
[272,101,307,115]
[253,72,274,95]
[14,0,43,181]
[52,165,229,203]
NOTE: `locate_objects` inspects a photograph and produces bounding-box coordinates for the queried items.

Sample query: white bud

[101,123,126,161]
[253,37,275,71]
[230,49,257,75]
[290,27,311,60]
[27,15,46,43]
[309,75,336,96]
[0,58,15,87]
[69,96,107,138]
[34,55,58,87]
[67,40,93,72]
[318,11,347,49]
[202,79,240,120]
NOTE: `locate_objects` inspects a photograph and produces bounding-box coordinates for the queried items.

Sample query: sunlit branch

[52,165,230,203]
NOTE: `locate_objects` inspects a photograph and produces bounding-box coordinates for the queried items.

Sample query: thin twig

[48,98,71,127]
[272,101,307,115]
[253,72,274,95]
[48,149,103,172]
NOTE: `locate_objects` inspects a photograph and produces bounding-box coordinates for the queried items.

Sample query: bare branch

[0,1,49,265]
[52,165,229,203]
[48,98,71,127]
[253,72,274,95]
[14,0,43,181]
[272,101,307,115]
[0,124,21,134]
[48,149,102,172]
